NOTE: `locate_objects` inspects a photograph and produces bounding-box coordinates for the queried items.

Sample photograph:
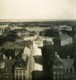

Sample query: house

[33,36,44,47]
[13,40,32,80]
[13,57,28,80]
[52,52,76,80]
[0,24,8,35]
[59,31,72,46]
[14,29,30,37]
[0,59,16,80]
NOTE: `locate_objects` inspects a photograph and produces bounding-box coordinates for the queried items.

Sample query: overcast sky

[0,0,76,21]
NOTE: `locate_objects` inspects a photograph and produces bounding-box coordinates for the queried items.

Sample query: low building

[33,36,44,47]
[59,31,72,46]
[0,24,8,35]
[52,52,76,80]
[14,29,30,37]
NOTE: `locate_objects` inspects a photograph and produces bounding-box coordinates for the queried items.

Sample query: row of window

[53,69,74,74]
[53,71,63,74]
[53,76,75,80]
[15,75,26,80]
[53,68,74,74]
[15,70,26,74]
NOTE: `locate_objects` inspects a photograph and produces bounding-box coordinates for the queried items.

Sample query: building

[0,24,8,35]
[14,29,30,37]
[31,41,44,80]
[59,31,72,46]
[0,59,16,80]
[13,40,32,80]
[33,36,44,47]
[52,52,76,80]
[13,57,28,80]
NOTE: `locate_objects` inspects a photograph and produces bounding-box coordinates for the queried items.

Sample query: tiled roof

[0,59,16,73]
[53,52,74,69]
[62,59,74,68]
[14,58,28,69]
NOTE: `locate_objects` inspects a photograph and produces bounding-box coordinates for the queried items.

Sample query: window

[57,71,60,74]
[60,65,63,68]
[23,71,25,74]
[60,71,63,74]
[16,71,18,73]
[20,70,22,73]
[65,68,68,73]
[23,75,26,80]
[70,68,74,73]
[16,75,18,80]
[53,71,56,74]
[19,75,22,80]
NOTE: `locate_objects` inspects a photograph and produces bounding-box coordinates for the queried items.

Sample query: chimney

[67,56,70,60]
[9,56,12,60]
[3,54,7,60]
[55,51,58,56]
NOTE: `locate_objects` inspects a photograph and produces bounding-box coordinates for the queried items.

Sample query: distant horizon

[0,19,76,22]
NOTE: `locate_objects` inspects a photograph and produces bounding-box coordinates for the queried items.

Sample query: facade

[0,40,32,80]
[59,31,72,46]
[14,58,28,80]
[33,36,44,47]
[52,52,76,80]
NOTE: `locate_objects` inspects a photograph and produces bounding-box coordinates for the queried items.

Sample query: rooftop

[0,59,16,73]
[62,59,74,68]
[14,58,28,69]
[53,52,74,69]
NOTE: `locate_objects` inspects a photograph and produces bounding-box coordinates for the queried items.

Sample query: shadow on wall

[33,55,43,65]
[32,70,44,80]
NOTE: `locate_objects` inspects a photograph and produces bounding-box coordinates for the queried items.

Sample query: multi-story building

[13,57,28,80]
[52,52,76,80]
[0,40,32,80]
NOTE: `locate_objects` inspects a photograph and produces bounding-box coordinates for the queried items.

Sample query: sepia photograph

[0,0,76,80]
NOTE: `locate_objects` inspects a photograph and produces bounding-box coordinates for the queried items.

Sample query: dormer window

[57,71,60,74]
[70,68,74,73]
[16,70,18,73]
[53,71,56,74]
[64,68,68,73]
[56,63,57,66]
[60,65,63,68]
[70,68,72,73]
[61,71,63,74]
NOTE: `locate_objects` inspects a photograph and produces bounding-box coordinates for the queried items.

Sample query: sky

[0,0,76,21]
